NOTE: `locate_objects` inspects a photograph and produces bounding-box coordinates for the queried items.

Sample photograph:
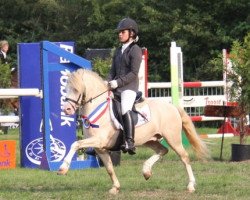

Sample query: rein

[65,89,109,108]
[82,90,111,129]
[83,89,109,106]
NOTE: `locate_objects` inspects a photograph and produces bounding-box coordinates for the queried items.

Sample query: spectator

[0,40,9,64]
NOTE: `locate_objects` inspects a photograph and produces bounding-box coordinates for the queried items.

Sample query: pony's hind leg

[142,141,168,180]
[169,143,196,192]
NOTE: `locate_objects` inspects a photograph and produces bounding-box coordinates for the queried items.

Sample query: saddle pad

[109,100,151,130]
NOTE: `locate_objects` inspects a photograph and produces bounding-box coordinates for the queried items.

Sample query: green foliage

[226,32,250,143]
[0,63,11,88]
[196,53,224,81]
[0,62,11,114]
[228,32,250,114]
[92,57,112,79]
[0,0,249,82]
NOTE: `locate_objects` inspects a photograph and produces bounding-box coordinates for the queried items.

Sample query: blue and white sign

[19,42,77,168]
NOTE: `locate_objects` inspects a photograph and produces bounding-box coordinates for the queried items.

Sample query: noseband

[65,94,82,111]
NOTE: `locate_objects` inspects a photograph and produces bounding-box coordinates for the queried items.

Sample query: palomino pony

[58,68,209,194]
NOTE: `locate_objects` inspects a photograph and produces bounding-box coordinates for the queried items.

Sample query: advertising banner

[0,140,16,169]
[19,42,77,168]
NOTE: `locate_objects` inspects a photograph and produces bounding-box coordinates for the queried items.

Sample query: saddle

[109,91,146,151]
[112,91,144,125]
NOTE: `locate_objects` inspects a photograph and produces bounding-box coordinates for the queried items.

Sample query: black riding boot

[121,111,136,155]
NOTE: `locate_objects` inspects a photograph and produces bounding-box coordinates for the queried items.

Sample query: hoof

[143,171,152,180]
[187,182,195,193]
[187,188,195,193]
[109,186,119,195]
[57,168,68,175]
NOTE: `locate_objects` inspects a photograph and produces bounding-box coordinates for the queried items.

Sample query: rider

[108,17,142,155]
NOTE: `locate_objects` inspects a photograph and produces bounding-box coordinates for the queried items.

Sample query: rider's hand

[108,80,118,89]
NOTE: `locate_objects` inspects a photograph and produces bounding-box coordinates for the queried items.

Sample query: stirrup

[121,141,136,155]
[120,144,128,153]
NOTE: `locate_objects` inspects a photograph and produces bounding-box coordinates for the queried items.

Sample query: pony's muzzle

[63,102,76,115]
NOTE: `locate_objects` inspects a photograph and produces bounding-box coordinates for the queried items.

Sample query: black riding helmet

[116,17,138,36]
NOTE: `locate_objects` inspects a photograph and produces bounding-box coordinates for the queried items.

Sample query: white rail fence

[0,89,42,125]
[148,81,226,122]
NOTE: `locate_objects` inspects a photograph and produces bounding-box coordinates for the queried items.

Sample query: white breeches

[121,90,136,115]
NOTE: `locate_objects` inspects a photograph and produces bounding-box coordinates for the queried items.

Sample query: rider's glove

[108,80,118,89]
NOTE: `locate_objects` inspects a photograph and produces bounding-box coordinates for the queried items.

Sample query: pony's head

[63,68,108,115]
[63,69,85,115]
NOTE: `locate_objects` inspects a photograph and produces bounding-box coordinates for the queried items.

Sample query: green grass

[196,127,219,135]
[0,128,249,200]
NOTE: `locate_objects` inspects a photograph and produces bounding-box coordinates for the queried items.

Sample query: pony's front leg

[57,141,77,175]
[57,137,102,175]
[95,149,120,195]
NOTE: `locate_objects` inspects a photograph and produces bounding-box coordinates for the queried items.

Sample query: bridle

[65,94,82,111]
[65,89,109,111]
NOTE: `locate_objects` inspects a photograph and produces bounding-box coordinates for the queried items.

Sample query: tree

[0,0,249,82]
[227,32,250,144]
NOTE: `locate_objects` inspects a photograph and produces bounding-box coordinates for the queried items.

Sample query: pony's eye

[66,87,78,94]
[73,88,79,93]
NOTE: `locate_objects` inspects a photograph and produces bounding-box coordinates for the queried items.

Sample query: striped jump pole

[183,81,225,88]
[191,116,224,122]
[200,133,234,139]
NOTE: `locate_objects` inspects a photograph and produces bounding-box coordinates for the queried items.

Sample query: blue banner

[19,42,77,168]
